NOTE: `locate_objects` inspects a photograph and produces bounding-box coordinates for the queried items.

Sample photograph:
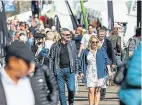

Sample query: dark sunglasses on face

[91,41,99,44]
[62,33,70,36]
[99,34,105,36]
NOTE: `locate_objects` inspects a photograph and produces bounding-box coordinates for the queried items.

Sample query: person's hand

[112,64,116,69]
[78,73,84,79]
[108,71,113,77]
[26,29,30,33]
[78,54,80,57]
[72,30,76,34]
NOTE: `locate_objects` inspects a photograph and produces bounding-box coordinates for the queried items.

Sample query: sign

[4,0,15,12]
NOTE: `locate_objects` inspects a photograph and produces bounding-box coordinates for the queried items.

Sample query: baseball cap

[5,41,35,62]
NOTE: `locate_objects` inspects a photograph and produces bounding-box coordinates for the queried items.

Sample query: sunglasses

[91,41,99,44]
[62,34,70,36]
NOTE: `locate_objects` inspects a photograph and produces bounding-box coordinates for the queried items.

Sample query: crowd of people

[0,14,141,105]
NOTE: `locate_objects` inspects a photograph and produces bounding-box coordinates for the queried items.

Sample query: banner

[80,0,88,29]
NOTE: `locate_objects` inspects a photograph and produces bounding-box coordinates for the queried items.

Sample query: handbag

[114,63,127,85]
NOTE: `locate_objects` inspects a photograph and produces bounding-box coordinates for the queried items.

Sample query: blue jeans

[116,55,122,66]
[57,67,75,105]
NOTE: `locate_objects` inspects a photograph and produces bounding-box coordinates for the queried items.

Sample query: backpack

[39,42,49,57]
[37,43,49,65]
[122,37,138,62]
[114,63,127,85]
[109,36,122,54]
[128,37,140,51]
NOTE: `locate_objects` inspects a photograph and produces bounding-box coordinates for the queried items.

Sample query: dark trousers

[100,88,106,99]
[116,55,122,66]
[57,67,75,105]
[32,10,39,17]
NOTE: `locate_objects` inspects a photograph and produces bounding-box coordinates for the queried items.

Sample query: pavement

[63,82,119,105]
[74,83,119,105]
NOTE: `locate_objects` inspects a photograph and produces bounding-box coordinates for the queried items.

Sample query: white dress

[86,51,106,88]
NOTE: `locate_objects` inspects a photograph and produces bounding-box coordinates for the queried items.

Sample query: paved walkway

[74,83,119,105]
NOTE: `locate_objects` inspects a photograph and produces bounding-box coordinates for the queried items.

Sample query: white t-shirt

[44,40,54,49]
[0,68,35,105]
[81,33,96,48]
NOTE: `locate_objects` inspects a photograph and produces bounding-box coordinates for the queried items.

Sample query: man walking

[0,41,58,105]
[49,28,83,105]
[109,27,122,66]
[79,25,96,56]
[31,1,40,17]
[97,27,116,100]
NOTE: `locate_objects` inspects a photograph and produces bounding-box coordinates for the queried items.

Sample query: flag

[80,0,88,29]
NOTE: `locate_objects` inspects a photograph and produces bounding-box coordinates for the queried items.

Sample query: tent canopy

[84,0,128,23]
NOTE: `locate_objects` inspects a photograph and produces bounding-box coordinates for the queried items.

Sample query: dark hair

[135,27,141,37]
[26,24,29,27]
[97,26,107,34]
[77,24,82,27]
[20,22,24,26]
[15,31,20,35]
[4,46,9,64]
[20,22,26,28]
[19,33,25,36]
[5,54,11,65]
[4,46,15,65]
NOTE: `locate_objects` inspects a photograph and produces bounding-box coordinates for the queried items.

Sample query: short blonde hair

[88,35,100,50]
[46,31,55,40]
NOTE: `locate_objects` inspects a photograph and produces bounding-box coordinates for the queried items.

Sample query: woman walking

[81,35,112,105]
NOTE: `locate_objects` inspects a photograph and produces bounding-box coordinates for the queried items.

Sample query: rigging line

[55,10,71,16]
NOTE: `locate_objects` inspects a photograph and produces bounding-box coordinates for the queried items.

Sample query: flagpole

[0,0,9,66]
[65,0,78,30]
[107,0,114,32]
[137,0,141,27]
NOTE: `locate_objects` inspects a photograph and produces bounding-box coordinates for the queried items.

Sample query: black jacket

[0,65,59,105]
[103,38,116,65]
[72,34,83,51]
[109,35,122,55]
[48,40,81,75]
